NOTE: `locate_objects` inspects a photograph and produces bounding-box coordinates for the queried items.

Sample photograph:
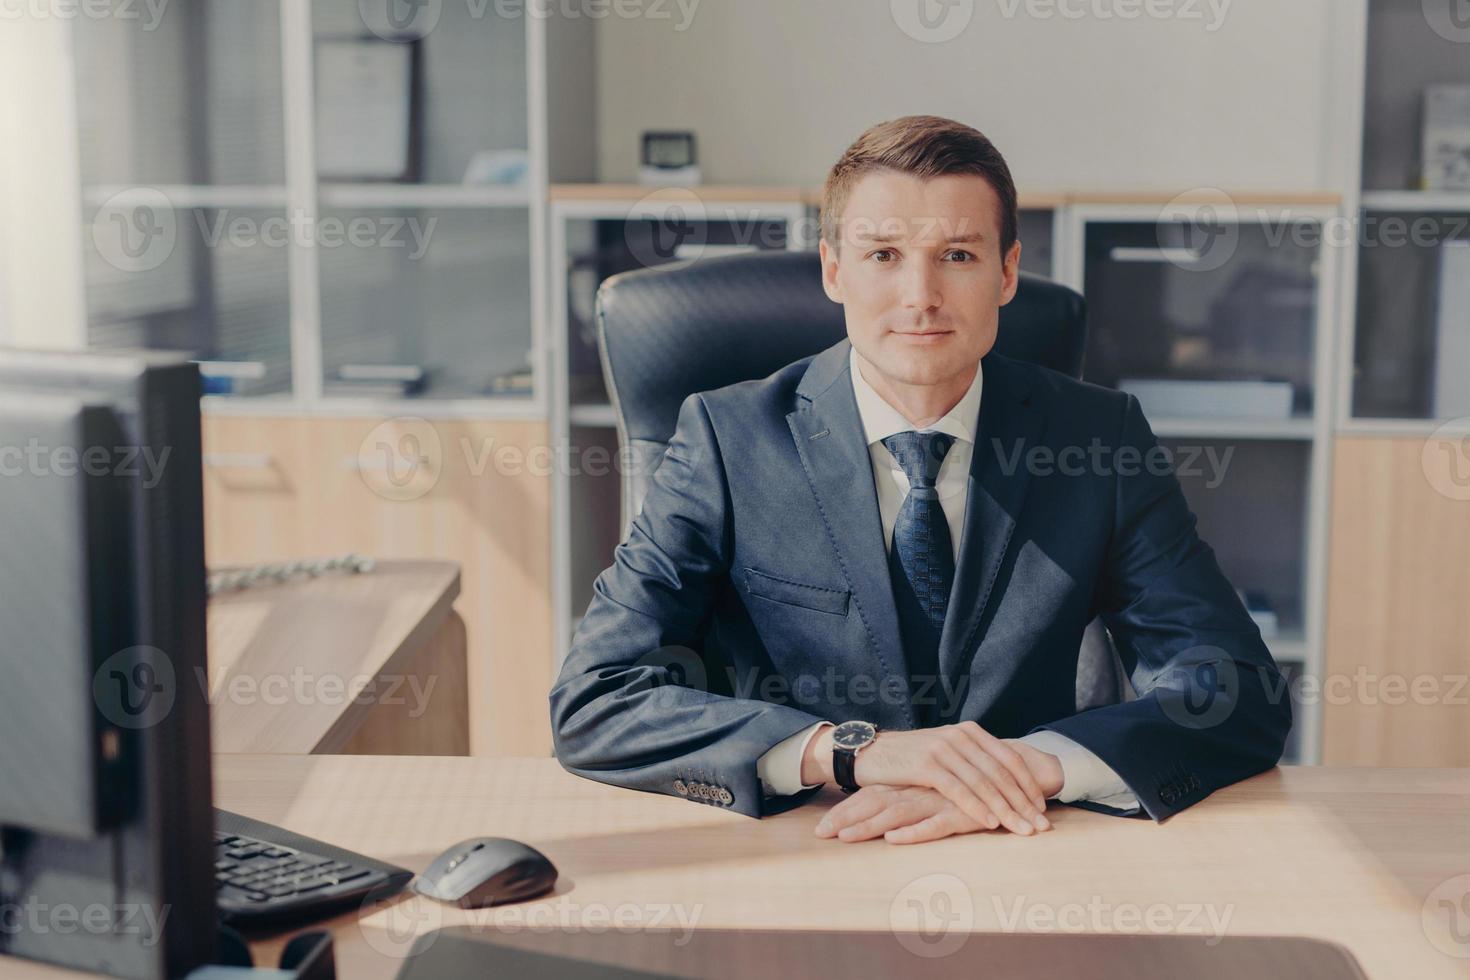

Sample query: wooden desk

[141,759,1470,977]
[207,561,468,755]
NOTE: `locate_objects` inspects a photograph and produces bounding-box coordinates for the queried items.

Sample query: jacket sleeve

[1032,394,1293,821]
[550,393,827,818]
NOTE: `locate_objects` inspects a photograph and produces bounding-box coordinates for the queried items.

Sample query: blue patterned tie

[882,430,956,726]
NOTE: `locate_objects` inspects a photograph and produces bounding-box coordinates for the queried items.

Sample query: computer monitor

[0,349,215,979]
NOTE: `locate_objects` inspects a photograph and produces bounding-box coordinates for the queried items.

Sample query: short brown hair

[820,115,1018,259]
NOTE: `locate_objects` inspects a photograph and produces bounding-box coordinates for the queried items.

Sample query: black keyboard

[214,809,412,927]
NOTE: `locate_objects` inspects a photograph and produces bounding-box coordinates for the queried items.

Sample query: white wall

[0,15,87,349]
[595,0,1337,191]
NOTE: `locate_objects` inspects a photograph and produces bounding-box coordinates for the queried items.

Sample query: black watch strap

[834,746,860,794]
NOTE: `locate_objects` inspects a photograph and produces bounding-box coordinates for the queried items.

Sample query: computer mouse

[412,837,558,909]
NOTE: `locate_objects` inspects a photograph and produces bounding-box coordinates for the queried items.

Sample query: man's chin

[877,345,972,383]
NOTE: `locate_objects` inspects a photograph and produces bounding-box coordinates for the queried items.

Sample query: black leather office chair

[594,249,1128,711]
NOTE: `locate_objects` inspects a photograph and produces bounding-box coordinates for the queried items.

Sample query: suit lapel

[786,339,916,729]
[936,353,1047,695]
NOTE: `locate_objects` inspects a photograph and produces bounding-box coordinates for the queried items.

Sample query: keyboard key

[262,847,294,859]
[289,877,332,893]
[331,869,371,884]
[217,884,268,904]
[232,859,273,875]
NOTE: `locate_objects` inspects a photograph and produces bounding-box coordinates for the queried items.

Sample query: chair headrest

[597,250,1086,447]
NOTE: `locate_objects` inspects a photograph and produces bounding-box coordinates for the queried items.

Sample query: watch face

[832,721,876,750]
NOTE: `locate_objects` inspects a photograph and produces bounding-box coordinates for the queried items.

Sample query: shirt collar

[848,344,983,448]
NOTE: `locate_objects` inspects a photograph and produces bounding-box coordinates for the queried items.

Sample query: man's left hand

[815,740,1064,844]
[815,784,990,844]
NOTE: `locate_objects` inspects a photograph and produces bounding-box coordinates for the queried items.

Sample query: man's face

[820,171,1021,389]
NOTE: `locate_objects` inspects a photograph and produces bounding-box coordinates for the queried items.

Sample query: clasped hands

[806,722,1064,844]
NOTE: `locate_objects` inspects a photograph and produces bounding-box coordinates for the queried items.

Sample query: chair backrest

[594,249,1128,709]
[596,250,1087,531]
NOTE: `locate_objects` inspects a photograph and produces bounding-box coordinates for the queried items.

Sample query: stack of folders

[197,360,270,397]
[323,364,427,399]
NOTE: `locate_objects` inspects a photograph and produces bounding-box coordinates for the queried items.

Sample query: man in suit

[550,115,1292,843]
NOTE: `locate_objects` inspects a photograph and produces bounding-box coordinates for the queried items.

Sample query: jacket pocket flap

[743,567,849,616]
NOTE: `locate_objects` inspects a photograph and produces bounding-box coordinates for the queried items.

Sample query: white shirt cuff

[1018,730,1139,809]
[757,722,832,797]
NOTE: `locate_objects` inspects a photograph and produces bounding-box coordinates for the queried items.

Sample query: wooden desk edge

[310,562,462,753]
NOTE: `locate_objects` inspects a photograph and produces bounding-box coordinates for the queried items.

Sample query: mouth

[893,330,954,343]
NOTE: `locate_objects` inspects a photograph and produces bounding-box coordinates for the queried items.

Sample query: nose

[899,258,943,313]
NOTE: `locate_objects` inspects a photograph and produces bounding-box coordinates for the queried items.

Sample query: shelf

[569,403,619,427]
[82,185,289,210]
[1064,190,1342,207]
[1335,417,1470,438]
[1361,190,1470,212]
[1146,417,1317,440]
[552,183,817,205]
[202,394,544,421]
[317,183,532,210]
[550,185,1343,210]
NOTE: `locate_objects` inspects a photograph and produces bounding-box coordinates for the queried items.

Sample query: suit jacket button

[718,788,733,805]
[673,779,688,796]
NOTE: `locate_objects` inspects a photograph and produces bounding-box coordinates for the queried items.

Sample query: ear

[998,240,1022,307]
[819,239,844,304]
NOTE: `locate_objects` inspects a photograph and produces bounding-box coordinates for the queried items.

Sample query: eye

[943,250,975,262]
[869,249,896,263]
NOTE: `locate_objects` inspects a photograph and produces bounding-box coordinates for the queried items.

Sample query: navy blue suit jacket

[550,338,1292,821]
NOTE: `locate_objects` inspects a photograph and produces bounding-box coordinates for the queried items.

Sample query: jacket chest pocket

[743,567,850,617]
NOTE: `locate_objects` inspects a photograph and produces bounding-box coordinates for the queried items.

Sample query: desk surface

[13,758,1470,979]
[231,759,1470,978]
[207,561,459,753]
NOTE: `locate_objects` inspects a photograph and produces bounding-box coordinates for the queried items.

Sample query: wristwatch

[831,720,878,793]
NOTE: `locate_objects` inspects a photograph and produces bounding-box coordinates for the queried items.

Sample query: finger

[935,744,1032,836]
[885,810,965,845]
[816,787,891,837]
[838,794,940,842]
[925,762,1000,833]
[961,723,1048,815]
[949,736,1047,831]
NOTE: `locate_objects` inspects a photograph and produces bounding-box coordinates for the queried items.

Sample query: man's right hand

[804,721,1052,836]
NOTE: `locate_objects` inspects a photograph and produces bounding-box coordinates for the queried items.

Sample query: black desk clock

[641,131,701,186]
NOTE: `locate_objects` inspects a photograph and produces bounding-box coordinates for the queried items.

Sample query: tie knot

[881,430,955,488]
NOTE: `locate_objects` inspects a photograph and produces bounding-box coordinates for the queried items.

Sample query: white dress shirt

[755,347,1140,812]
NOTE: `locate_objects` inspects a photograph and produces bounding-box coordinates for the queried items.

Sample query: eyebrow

[854,232,988,245]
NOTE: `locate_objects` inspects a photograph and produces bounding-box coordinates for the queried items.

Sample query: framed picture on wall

[315,37,422,181]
